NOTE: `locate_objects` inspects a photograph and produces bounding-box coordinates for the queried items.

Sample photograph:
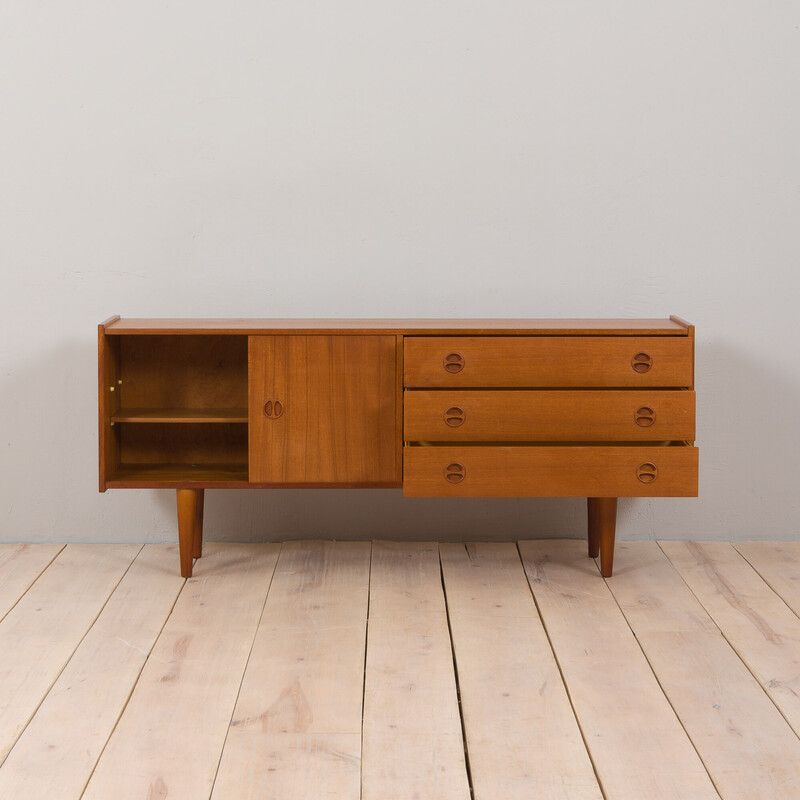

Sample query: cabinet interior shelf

[111,408,248,424]
[108,463,249,484]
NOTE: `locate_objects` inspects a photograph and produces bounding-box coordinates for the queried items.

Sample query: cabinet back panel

[119,335,247,409]
[118,423,248,466]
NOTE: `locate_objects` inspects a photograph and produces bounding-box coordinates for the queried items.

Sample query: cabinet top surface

[102,317,691,336]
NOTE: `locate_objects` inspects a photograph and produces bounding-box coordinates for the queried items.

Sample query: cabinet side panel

[396,334,404,479]
[98,327,120,491]
[249,335,398,484]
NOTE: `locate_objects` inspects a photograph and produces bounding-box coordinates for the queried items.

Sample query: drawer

[404,390,695,442]
[403,336,693,388]
[403,444,698,497]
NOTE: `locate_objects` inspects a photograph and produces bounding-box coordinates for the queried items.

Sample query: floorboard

[211,541,370,800]
[734,542,800,618]
[0,544,141,766]
[440,542,602,800]
[0,545,184,800]
[609,542,800,800]
[361,542,470,800]
[0,544,64,622]
[660,541,800,739]
[81,543,280,800]
[0,539,797,798]
[519,539,720,800]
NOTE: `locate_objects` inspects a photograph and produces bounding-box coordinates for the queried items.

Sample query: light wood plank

[660,540,800,738]
[734,542,800,617]
[518,539,719,800]
[361,542,470,800]
[0,545,64,622]
[0,544,141,766]
[609,542,800,800]
[216,733,360,799]
[81,543,280,800]
[211,541,370,800]
[440,542,602,800]
[0,545,184,799]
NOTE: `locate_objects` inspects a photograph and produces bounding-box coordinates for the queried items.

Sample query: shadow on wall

[196,491,587,544]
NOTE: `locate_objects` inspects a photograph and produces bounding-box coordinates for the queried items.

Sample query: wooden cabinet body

[98,317,698,577]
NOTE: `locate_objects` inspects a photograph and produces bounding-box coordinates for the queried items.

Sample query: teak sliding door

[248,335,398,484]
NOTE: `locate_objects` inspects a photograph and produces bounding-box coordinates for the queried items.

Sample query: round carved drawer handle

[444,462,466,484]
[634,407,656,427]
[636,462,658,483]
[444,407,466,427]
[263,399,284,419]
[443,353,465,374]
[631,353,653,373]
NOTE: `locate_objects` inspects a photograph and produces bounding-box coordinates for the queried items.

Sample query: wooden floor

[1,541,800,799]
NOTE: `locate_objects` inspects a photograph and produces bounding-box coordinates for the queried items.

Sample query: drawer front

[404,336,693,388]
[404,390,695,442]
[403,445,698,497]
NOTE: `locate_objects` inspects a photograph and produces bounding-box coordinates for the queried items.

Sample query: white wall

[2,1,799,545]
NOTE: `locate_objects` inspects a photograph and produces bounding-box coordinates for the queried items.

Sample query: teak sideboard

[98,317,698,578]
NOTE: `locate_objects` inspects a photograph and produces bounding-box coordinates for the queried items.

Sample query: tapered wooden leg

[587,498,600,558]
[589,497,618,578]
[192,489,205,559]
[177,489,201,578]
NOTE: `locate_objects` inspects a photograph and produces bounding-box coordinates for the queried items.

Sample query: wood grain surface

[404,389,696,441]
[362,542,470,800]
[440,542,603,800]
[660,541,800,739]
[0,545,141,765]
[404,336,694,388]
[211,542,370,800]
[81,544,279,800]
[104,318,690,335]
[519,540,720,800]
[0,544,63,622]
[403,444,698,497]
[0,546,184,799]
[610,542,800,800]
[249,335,398,484]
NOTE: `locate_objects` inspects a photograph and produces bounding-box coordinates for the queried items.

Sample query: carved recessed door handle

[443,462,466,484]
[634,407,656,427]
[636,462,658,483]
[631,353,653,373]
[263,399,284,419]
[444,407,466,427]
[443,353,465,374]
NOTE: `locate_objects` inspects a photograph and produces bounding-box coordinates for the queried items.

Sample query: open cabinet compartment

[110,422,249,483]
[116,334,248,415]
[100,334,249,486]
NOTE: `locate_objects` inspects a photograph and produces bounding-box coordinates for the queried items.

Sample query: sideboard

[98,317,698,578]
